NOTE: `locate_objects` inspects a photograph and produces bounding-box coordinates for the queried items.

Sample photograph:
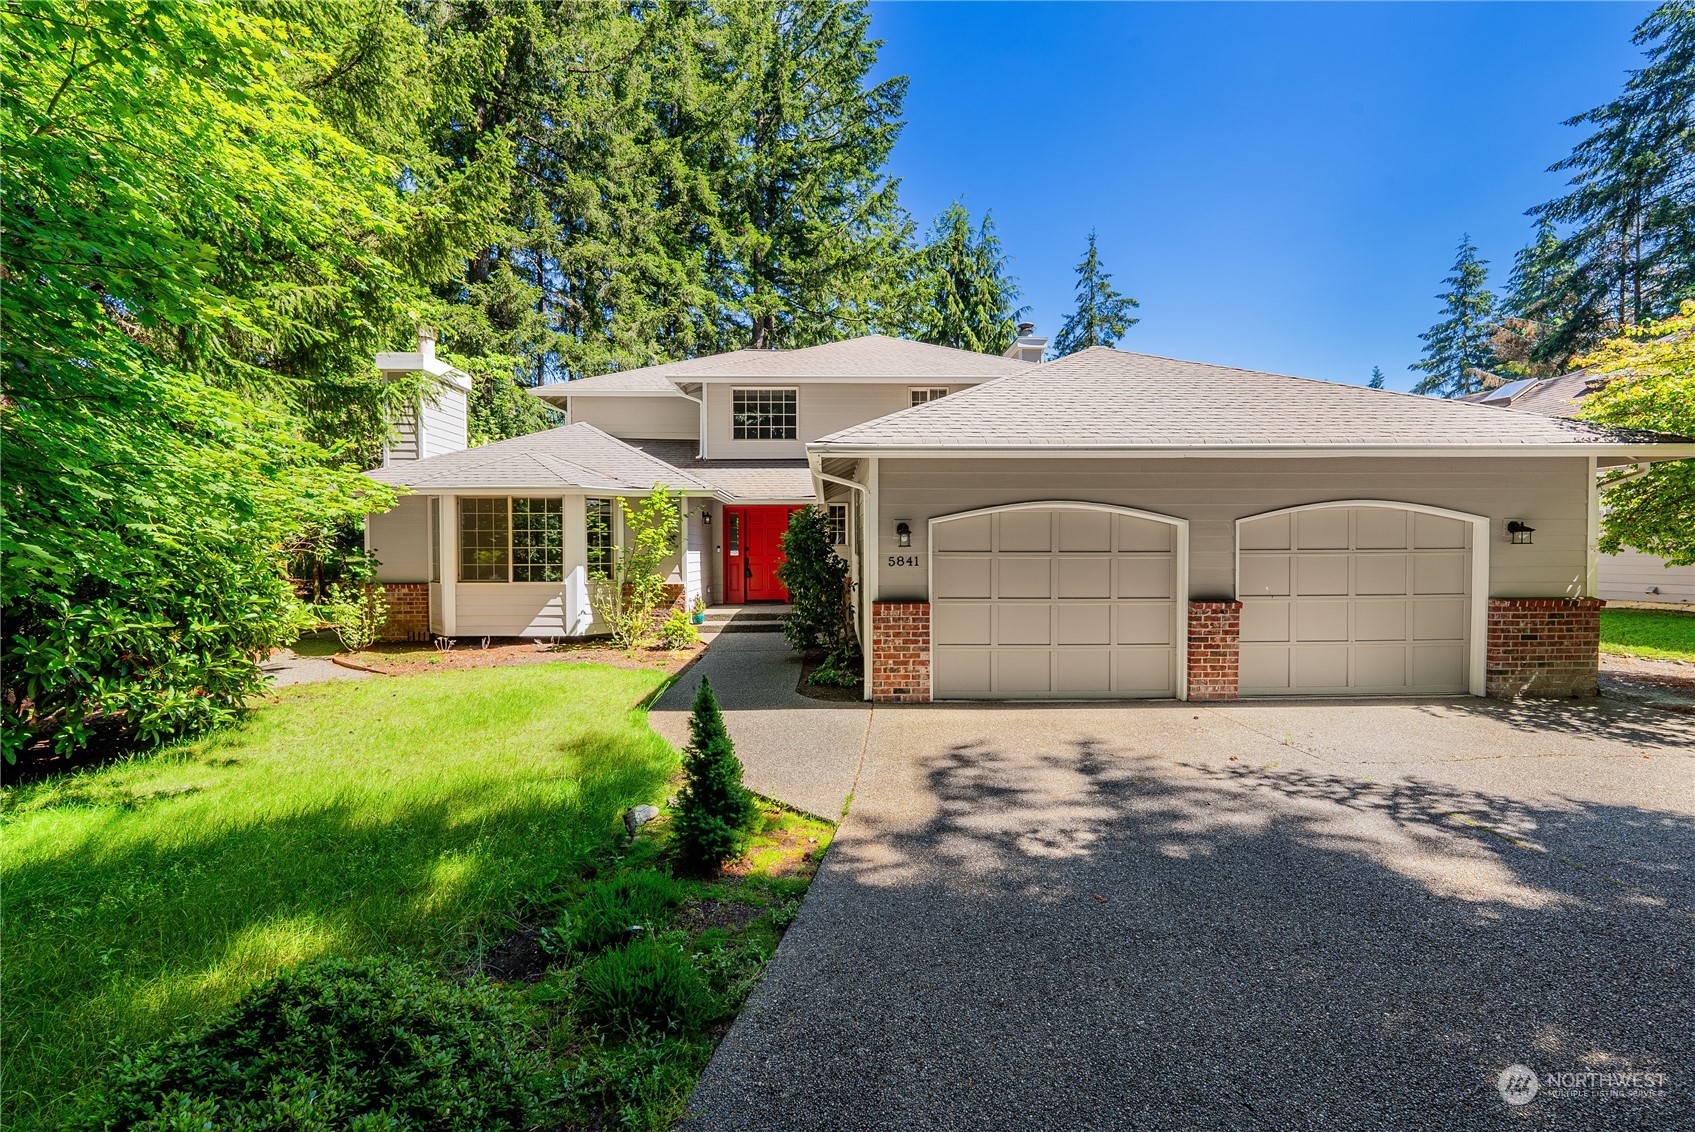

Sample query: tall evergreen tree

[719,0,911,349]
[1410,236,1500,398]
[1491,216,1579,376]
[1528,2,1695,363]
[911,203,1027,354]
[1052,230,1140,356]
[1367,366,1387,389]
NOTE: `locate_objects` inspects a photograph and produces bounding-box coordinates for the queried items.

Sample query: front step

[701,605,789,636]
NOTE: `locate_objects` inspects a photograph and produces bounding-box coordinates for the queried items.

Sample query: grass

[1599,607,1695,661]
[2,664,680,1129]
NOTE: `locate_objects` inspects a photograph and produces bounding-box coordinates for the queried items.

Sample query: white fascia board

[530,387,693,399]
[691,375,1000,385]
[377,353,473,393]
[806,442,1695,461]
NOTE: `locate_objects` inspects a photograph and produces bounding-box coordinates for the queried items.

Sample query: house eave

[804,442,1695,465]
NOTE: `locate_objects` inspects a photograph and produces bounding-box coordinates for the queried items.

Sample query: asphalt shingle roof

[815,347,1669,450]
[533,334,1029,398]
[627,441,815,502]
[366,423,713,493]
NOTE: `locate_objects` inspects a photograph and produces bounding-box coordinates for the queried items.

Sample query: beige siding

[369,494,432,583]
[457,583,568,636]
[571,396,698,441]
[419,388,468,457]
[385,403,419,462]
[873,457,1590,601]
[1598,549,1695,603]
[707,383,975,458]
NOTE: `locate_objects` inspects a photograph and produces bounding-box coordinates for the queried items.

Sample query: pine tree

[1367,366,1387,389]
[719,1,911,349]
[672,678,758,872]
[1410,236,1500,398]
[1053,230,1140,356]
[912,203,1028,354]
[1528,3,1695,362]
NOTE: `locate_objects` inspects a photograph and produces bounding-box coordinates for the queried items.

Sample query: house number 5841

[886,554,921,568]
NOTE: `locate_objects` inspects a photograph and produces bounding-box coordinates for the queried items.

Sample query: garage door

[1238,505,1473,696]
[931,506,1181,699]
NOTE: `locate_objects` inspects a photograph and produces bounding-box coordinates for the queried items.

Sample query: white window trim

[909,386,949,406]
[731,386,800,442]
[827,502,849,545]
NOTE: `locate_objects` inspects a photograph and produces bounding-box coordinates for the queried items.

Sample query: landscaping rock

[624,804,660,835]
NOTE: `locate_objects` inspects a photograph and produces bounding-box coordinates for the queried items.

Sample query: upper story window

[733,388,797,440]
[459,497,563,583]
[910,387,949,406]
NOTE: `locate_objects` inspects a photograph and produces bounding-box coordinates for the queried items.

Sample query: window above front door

[732,388,798,440]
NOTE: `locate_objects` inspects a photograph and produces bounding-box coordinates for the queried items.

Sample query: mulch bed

[308,638,705,678]
[794,652,863,702]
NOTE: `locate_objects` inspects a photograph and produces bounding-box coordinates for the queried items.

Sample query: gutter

[805,442,1695,462]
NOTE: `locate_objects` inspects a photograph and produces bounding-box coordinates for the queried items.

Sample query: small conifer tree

[672,677,757,871]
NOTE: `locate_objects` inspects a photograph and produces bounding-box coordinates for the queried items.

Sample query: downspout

[814,464,872,694]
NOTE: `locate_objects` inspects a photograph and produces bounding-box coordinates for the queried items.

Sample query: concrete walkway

[649,633,870,819]
[687,697,1695,1131]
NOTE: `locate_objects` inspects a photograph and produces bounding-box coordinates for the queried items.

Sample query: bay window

[458,497,564,583]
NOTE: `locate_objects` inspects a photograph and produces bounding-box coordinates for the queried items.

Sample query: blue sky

[867,1,1655,389]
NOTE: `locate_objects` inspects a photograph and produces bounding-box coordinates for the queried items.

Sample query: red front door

[724,506,801,603]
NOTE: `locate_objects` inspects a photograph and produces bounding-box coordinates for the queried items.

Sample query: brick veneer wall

[1486,598,1603,698]
[376,582,430,642]
[871,602,930,703]
[1187,601,1242,701]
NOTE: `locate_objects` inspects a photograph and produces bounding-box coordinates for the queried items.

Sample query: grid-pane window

[459,497,508,581]
[910,387,949,406]
[732,388,797,440]
[827,503,848,546]
[586,498,614,579]
[512,498,564,582]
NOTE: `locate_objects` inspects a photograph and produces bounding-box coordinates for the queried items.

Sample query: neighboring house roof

[1459,370,1612,419]
[627,440,815,502]
[813,347,1681,453]
[532,334,1031,401]
[367,423,713,493]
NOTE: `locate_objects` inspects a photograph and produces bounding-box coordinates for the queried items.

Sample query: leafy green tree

[672,677,758,872]
[1529,3,1695,363]
[1410,236,1500,398]
[1052,230,1140,356]
[589,491,681,649]
[1367,366,1387,389]
[2,1,408,760]
[912,203,1028,354]
[1575,301,1695,565]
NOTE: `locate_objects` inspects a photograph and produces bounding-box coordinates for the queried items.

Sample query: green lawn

[2,664,680,1129]
[1600,607,1695,661]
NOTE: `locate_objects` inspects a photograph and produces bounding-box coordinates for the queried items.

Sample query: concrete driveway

[686,695,1695,1131]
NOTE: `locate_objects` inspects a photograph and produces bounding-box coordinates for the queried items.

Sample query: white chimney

[1003,322,1048,364]
[375,328,472,464]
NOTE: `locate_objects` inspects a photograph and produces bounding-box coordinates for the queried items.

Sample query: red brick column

[1187,601,1242,701]
[871,602,930,703]
[1486,598,1603,698]
[375,583,430,643]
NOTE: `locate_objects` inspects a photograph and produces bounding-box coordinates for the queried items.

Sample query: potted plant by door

[690,596,707,625]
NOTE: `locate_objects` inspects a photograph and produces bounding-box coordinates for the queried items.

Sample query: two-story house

[363,328,1046,639]
[365,329,1691,704]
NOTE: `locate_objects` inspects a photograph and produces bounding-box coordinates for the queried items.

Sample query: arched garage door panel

[1238,505,1471,696]
[932,507,1179,699]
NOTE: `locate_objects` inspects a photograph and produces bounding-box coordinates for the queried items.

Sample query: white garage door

[1238,505,1473,696]
[931,506,1181,699]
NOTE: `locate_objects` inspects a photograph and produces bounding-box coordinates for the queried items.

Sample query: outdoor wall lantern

[1507,520,1535,545]
[895,521,912,547]
[701,511,712,526]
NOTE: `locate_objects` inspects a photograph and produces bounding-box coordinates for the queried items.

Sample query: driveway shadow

[688,728,1691,1131]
